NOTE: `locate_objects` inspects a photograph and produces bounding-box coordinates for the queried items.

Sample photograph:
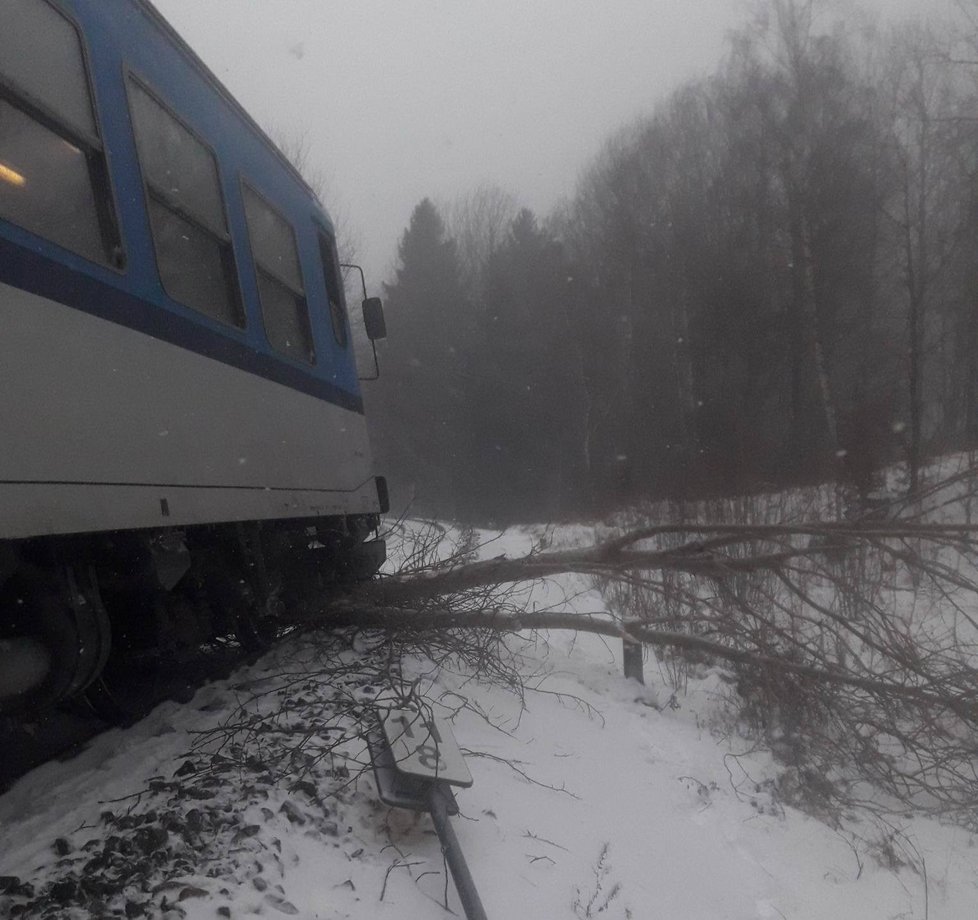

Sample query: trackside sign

[380,708,473,787]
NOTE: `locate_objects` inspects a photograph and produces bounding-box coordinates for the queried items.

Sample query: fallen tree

[297,467,978,826]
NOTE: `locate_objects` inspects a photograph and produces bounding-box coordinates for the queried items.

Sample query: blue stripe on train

[0,234,365,415]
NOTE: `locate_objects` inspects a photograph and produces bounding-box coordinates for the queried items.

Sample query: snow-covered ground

[1,525,976,919]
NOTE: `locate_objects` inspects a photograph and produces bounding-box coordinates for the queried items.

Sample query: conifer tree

[369,199,469,516]
[460,209,587,522]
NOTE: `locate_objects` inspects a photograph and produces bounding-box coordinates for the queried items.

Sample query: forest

[365,0,978,524]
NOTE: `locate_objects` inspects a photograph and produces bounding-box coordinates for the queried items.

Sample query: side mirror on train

[362,297,387,341]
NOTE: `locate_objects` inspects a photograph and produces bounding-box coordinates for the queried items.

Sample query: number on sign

[381,708,472,786]
[389,714,447,770]
[417,744,444,770]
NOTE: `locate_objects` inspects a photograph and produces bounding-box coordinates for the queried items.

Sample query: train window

[0,100,105,263]
[0,0,97,139]
[317,231,349,347]
[0,0,123,267]
[147,200,238,321]
[127,79,242,327]
[128,83,226,235]
[242,183,315,364]
[242,185,304,290]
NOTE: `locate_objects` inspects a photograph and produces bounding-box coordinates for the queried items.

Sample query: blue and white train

[0,0,388,718]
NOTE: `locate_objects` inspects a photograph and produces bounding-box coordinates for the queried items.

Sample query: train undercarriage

[0,515,384,724]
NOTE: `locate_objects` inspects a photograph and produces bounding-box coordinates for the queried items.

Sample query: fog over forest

[366,0,978,523]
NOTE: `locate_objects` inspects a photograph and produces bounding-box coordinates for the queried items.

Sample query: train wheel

[234,599,280,652]
[231,522,282,652]
[0,566,112,717]
[84,662,164,725]
[221,570,282,652]
[0,637,52,711]
[201,532,281,653]
[84,592,170,724]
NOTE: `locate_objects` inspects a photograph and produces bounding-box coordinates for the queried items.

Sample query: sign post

[369,708,487,920]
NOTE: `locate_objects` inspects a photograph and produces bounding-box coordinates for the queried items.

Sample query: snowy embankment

[1,525,977,919]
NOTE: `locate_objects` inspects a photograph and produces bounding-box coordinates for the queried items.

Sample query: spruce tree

[370,199,469,516]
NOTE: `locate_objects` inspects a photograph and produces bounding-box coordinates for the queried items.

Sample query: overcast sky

[153,0,953,287]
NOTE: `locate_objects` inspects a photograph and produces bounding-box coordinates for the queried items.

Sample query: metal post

[426,785,489,920]
[623,638,644,684]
